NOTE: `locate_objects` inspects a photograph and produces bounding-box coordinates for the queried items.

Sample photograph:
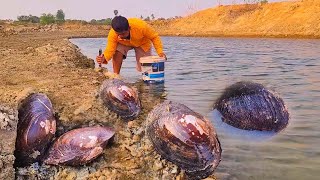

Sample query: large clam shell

[100,79,141,119]
[146,101,222,179]
[44,126,115,166]
[15,93,56,167]
[215,81,289,132]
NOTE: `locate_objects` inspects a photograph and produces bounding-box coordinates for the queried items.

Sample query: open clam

[44,126,115,166]
[146,101,221,179]
[214,81,289,132]
[15,93,56,167]
[100,79,141,119]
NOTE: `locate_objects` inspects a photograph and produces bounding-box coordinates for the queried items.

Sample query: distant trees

[29,16,40,23]
[17,15,40,23]
[140,14,157,21]
[242,0,268,4]
[40,13,55,25]
[90,18,112,25]
[56,9,65,23]
[16,10,65,25]
[216,0,268,5]
[15,9,171,26]
[144,16,150,21]
[17,15,30,22]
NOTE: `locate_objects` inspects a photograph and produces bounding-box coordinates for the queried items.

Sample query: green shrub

[40,13,55,25]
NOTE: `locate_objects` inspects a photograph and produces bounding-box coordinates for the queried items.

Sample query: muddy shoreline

[0,29,227,180]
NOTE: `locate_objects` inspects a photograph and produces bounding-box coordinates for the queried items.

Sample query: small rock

[97,176,107,180]
[171,166,178,174]
[94,171,102,177]
[127,121,135,128]
[94,67,103,72]
[119,131,132,138]
[129,169,142,175]
[91,80,99,85]
[30,150,41,159]
[153,161,163,171]
[132,135,140,142]
[102,169,111,176]
[175,170,186,180]
[66,172,77,180]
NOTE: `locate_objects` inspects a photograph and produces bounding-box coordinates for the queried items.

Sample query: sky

[0,0,281,21]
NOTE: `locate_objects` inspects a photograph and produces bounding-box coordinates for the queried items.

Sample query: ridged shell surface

[215,81,289,132]
[100,79,141,119]
[44,126,115,166]
[15,93,56,166]
[147,101,221,179]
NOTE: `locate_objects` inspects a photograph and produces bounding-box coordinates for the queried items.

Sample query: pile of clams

[15,93,115,167]
[15,93,56,167]
[146,101,222,179]
[14,79,290,179]
[214,81,289,132]
[100,79,141,119]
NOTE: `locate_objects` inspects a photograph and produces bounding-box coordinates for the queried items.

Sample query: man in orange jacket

[96,16,167,74]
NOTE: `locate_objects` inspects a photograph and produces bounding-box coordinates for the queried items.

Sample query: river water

[70,37,320,180]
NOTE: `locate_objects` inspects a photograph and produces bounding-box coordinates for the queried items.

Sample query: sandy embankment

[153,0,320,38]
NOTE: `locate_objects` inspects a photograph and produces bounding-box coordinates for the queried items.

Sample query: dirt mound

[154,0,320,38]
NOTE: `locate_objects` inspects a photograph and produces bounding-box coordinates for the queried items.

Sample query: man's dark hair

[111,16,129,32]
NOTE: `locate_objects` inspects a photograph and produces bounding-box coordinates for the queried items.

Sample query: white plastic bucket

[140,56,165,83]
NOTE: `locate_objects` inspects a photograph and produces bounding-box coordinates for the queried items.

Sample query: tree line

[16,9,174,26]
[17,9,65,25]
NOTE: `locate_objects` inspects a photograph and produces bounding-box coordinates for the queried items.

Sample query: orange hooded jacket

[103,18,163,61]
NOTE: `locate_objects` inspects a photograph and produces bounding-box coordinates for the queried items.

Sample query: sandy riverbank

[0,28,227,179]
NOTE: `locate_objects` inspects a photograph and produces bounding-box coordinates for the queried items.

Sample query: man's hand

[96,55,107,65]
[159,53,167,60]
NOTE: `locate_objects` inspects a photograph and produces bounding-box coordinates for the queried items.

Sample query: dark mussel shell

[100,79,141,119]
[214,81,289,132]
[146,101,222,179]
[44,126,115,166]
[15,93,56,167]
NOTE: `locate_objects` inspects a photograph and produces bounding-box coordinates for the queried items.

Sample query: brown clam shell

[15,93,56,167]
[214,81,289,132]
[146,101,222,179]
[44,126,115,166]
[100,79,141,119]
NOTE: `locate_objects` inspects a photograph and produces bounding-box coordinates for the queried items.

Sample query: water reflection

[134,80,167,99]
[210,109,277,142]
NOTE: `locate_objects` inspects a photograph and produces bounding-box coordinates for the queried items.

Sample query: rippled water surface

[70,37,320,180]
